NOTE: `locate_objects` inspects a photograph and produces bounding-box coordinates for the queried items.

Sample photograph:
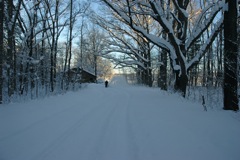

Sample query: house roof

[69,67,96,77]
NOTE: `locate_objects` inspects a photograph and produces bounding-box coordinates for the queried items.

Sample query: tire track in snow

[113,86,140,160]
[0,86,108,160]
[0,103,86,142]
[32,86,121,160]
[0,88,106,143]
[87,87,139,160]
[33,96,110,160]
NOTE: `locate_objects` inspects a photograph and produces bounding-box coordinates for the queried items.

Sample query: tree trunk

[6,0,22,98]
[215,30,223,87]
[223,0,239,111]
[159,49,167,90]
[146,42,152,87]
[63,43,69,90]
[0,0,4,104]
[173,0,188,97]
[50,24,55,92]
[54,0,59,90]
[158,0,168,90]
[7,0,14,97]
[174,71,188,97]
[41,22,46,87]
[67,0,73,88]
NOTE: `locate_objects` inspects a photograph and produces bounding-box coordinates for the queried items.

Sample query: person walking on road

[105,80,108,88]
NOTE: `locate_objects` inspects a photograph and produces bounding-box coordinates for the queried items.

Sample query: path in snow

[0,76,240,160]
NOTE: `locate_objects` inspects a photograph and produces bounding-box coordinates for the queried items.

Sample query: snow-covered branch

[103,54,146,70]
[186,1,225,51]
[102,0,172,53]
[187,16,224,71]
[92,9,153,68]
[172,0,189,18]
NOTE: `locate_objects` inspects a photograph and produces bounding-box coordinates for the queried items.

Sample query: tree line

[0,0,113,104]
[95,0,239,110]
[0,0,239,110]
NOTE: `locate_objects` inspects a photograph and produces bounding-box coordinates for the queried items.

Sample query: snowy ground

[0,76,240,160]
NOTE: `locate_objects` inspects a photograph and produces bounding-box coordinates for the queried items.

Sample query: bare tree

[97,58,113,80]
[102,0,224,97]
[6,0,23,97]
[0,0,92,103]
[47,0,60,92]
[92,9,155,86]
[86,27,106,77]
[38,1,49,87]
[61,0,90,89]
[65,0,74,89]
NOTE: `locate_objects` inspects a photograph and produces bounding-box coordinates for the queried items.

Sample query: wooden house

[67,68,96,83]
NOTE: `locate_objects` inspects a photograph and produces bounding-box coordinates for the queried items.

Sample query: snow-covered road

[0,76,240,160]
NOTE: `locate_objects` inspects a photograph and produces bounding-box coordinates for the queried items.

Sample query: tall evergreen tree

[223,0,239,111]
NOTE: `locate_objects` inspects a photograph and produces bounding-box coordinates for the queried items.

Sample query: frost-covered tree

[92,8,155,86]
[102,0,225,97]
[74,25,113,79]
[0,0,93,103]
[97,58,113,80]
[85,27,106,76]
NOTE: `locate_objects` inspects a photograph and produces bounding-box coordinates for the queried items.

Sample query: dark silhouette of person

[105,80,108,88]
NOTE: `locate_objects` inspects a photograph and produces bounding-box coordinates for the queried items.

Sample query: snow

[0,75,240,160]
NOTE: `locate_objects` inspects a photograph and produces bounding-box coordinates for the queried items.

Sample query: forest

[0,0,239,111]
